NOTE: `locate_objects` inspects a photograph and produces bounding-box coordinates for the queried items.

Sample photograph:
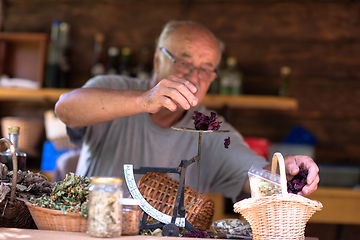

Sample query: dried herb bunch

[30,172,90,218]
[0,163,53,203]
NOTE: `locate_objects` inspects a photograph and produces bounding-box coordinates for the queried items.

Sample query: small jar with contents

[121,198,141,235]
[88,177,123,238]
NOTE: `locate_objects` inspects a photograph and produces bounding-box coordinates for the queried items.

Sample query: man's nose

[185,68,200,83]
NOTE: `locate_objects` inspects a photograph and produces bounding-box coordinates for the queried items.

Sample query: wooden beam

[203,94,298,110]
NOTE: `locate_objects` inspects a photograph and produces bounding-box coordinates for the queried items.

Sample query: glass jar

[88,177,123,238]
[0,126,27,171]
[121,198,141,235]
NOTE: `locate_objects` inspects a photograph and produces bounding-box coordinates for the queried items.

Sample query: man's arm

[55,88,146,129]
[55,75,199,129]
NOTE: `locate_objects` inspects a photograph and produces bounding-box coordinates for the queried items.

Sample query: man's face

[155,27,220,104]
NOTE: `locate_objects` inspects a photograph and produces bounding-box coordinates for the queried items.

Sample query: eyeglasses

[160,47,217,82]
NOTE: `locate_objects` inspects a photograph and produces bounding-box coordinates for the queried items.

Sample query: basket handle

[0,138,18,203]
[270,152,288,195]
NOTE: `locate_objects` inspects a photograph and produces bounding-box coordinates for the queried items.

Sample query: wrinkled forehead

[163,26,220,66]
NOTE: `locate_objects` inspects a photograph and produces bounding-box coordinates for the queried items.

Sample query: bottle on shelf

[208,56,225,94]
[90,33,106,77]
[119,47,132,76]
[106,47,119,75]
[208,75,220,94]
[136,46,151,80]
[58,22,70,88]
[278,66,291,97]
[0,126,27,171]
[45,20,61,88]
[0,40,6,77]
[219,57,243,95]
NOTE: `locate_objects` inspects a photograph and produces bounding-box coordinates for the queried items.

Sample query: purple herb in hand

[224,137,231,148]
[287,166,308,194]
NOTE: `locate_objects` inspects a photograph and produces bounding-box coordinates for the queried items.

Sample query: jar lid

[8,126,20,134]
[120,198,141,205]
[90,177,123,183]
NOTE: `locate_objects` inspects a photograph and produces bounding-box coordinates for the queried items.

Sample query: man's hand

[284,155,319,196]
[142,75,198,113]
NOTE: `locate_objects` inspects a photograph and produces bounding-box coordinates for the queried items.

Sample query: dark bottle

[119,47,132,76]
[208,77,220,94]
[90,33,106,77]
[58,22,70,88]
[0,126,27,171]
[136,47,151,80]
[106,47,119,75]
[279,66,291,97]
[45,20,61,88]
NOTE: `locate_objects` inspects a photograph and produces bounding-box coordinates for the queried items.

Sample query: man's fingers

[288,155,319,196]
[158,76,198,109]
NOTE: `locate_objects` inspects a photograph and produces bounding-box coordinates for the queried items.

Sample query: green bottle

[279,66,291,97]
[220,57,243,95]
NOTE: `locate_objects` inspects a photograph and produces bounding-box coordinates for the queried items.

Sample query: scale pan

[171,126,229,133]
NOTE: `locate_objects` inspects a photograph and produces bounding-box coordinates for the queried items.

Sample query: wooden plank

[0,228,319,240]
[0,32,48,42]
[0,89,298,110]
[307,187,360,225]
[0,88,69,103]
[203,94,298,110]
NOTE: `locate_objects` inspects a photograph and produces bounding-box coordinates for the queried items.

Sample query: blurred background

[1,1,360,239]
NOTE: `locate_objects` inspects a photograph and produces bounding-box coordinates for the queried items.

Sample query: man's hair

[156,20,224,64]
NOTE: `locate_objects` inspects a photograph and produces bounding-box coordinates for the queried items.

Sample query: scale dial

[124,164,186,227]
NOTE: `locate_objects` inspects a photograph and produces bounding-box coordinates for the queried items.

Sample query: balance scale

[124,126,229,236]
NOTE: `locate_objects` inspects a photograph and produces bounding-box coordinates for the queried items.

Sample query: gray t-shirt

[68,75,268,201]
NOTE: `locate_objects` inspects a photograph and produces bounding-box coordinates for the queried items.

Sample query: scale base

[163,223,180,236]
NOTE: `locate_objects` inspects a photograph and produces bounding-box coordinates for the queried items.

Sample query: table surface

[0,228,319,240]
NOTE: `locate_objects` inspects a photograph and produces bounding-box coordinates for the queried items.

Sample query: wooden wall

[2,0,360,166]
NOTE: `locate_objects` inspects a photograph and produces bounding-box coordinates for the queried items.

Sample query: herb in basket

[0,163,53,203]
[30,172,90,217]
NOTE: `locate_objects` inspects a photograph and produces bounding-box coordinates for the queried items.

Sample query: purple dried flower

[191,111,230,149]
[183,229,213,238]
[191,111,222,131]
[224,137,231,149]
[287,166,308,194]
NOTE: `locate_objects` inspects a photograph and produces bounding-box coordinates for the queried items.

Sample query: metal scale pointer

[123,126,229,236]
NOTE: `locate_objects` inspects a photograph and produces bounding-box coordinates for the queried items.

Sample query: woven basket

[0,138,36,228]
[234,152,323,240]
[137,172,215,230]
[25,201,88,232]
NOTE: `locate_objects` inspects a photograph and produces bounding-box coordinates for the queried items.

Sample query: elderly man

[55,20,319,202]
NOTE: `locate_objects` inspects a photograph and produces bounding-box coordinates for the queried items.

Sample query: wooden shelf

[307,187,360,225]
[0,88,298,110]
[0,87,68,103]
[203,94,298,110]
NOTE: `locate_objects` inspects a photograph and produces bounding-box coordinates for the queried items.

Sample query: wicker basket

[0,138,36,228]
[233,152,323,240]
[137,172,215,230]
[25,201,88,232]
